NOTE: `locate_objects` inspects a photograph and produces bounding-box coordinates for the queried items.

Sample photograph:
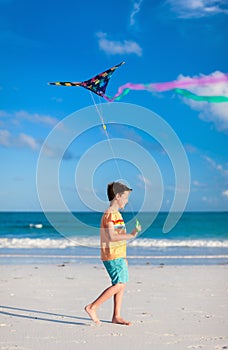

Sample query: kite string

[90,92,123,180]
[90,91,106,130]
[90,92,136,217]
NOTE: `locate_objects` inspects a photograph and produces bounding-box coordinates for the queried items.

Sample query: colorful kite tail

[175,88,228,103]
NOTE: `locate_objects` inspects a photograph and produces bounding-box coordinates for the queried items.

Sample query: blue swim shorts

[103,258,129,285]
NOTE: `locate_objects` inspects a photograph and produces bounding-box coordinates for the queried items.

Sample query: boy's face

[116,191,130,209]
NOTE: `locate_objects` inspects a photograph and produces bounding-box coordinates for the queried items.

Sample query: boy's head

[107,182,132,202]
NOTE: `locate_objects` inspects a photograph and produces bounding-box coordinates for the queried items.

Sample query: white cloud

[222,189,228,197]
[176,71,228,132]
[15,110,58,126]
[0,110,58,127]
[0,129,39,150]
[193,180,206,187]
[130,0,143,26]
[0,130,40,150]
[96,32,142,56]
[0,128,73,160]
[0,129,11,147]
[184,143,198,154]
[201,195,220,206]
[166,0,228,18]
[204,156,228,178]
[18,133,39,150]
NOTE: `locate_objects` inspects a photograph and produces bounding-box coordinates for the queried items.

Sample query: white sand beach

[0,263,227,350]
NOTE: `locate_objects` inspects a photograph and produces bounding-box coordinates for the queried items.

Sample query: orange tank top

[100,210,126,261]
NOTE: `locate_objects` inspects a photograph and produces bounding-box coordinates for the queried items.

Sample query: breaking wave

[0,237,228,249]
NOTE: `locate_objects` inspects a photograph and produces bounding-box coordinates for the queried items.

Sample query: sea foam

[0,237,228,249]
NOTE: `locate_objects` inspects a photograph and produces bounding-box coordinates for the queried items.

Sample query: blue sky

[0,0,228,212]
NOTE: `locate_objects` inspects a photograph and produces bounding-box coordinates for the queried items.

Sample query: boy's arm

[106,221,137,242]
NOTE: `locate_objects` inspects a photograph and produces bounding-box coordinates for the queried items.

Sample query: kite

[49,64,228,103]
[49,61,125,97]
[49,62,126,131]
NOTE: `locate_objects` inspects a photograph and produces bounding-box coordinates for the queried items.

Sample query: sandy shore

[0,263,227,350]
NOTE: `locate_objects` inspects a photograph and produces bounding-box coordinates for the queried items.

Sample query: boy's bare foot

[85,304,100,324]
[112,316,132,326]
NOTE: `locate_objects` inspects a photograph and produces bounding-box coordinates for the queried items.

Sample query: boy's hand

[130,228,138,238]
[136,224,142,232]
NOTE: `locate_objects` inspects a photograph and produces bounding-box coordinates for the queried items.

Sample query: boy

[85,181,141,325]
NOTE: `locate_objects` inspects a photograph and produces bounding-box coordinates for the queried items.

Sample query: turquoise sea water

[0,212,228,265]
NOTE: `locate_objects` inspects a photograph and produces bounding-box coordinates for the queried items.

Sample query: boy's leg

[112,283,131,325]
[85,283,124,324]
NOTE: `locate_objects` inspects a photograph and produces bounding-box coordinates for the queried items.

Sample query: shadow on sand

[0,305,111,326]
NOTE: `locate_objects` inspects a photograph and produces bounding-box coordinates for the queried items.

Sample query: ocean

[0,211,228,265]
